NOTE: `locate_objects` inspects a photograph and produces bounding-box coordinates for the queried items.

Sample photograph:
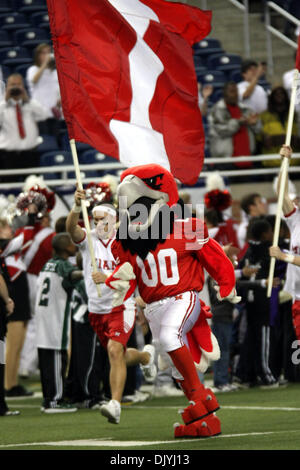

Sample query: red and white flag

[46,0,211,185]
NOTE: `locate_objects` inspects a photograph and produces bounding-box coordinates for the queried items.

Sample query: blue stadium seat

[67,170,101,180]
[0,64,11,80]
[30,11,49,29]
[195,65,207,79]
[0,46,31,67]
[197,70,226,89]
[79,149,118,165]
[209,88,224,104]
[12,0,48,13]
[14,28,49,47]
[14,63,30,79]
[37,135,60,153]
[193,55,204,68]
[207,53,242,74]
[0,30,12,47]
[230,69,243,83]
[0,12,30,31]
[193,38,223,59]
[39,151,73,167]
[0,0,12,13]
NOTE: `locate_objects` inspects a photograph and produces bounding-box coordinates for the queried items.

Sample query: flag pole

[267,68,299,298]
[69,139,101,297]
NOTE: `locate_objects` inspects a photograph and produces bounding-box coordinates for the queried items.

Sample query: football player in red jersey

[105,164,240,438]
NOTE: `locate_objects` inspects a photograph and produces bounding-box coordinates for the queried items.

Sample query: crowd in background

[0,8,300,415]
[0,39,300,180]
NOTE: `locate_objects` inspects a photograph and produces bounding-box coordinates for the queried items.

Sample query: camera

[48,52,56,70]
[9,87,22,97]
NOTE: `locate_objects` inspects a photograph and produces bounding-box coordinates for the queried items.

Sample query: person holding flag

[269,145,300,342]
[66,190,157,425]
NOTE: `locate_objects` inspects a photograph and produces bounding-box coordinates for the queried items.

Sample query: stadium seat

[207,53,242,75]
[0,30,12,47]
[193,55,204,68]
[30,11,49,29]
[230,69,243,83]
[209,88,224,104]
[14,63,30,79]
[0,46,32,67]
[195,65,207,79]
[197,70,226,89]
[0,0,12,13]
[39,150,73,167]
[193,38,223,60]
[0,12,30,31]
[12,0,48,13]
[79,149,118,165]
[67,170,101,180]
[37,134,60,153]
[0,64,11,80]
[14,28,49,47]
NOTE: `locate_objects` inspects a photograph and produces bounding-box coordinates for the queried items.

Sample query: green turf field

[1,380,300,451]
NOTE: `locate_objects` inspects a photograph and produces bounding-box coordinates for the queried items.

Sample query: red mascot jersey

[112,218,235,304]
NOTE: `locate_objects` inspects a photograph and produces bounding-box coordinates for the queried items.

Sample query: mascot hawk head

[117,164,180,259]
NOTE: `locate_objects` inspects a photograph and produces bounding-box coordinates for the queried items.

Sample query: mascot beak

[117,175,169,233]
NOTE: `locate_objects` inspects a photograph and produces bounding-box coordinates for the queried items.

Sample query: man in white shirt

[26,43,62,135]
[66,191,157,424]
[0,73,47,182]
[237,60,268,115]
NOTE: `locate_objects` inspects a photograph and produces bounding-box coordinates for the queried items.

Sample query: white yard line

[6,404,300,411]
[1,430,300,448]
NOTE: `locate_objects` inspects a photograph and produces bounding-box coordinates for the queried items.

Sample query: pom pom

[85,182,113,210]
[16,190,48,218]
[206,172,225,192]
[204,189,232,212]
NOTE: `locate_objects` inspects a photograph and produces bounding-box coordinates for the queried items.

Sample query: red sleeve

[111,239,129,265]
[196,237,236,298]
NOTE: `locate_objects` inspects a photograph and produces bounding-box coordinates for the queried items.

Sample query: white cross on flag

[47,0,212,184]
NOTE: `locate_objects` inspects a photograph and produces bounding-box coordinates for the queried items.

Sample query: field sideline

[1,381,300,451]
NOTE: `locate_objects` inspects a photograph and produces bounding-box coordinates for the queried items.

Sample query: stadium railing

[265,1,300,76]
[0,153,299,189]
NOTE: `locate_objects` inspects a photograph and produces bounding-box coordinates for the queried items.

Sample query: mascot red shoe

[106,164,239,438]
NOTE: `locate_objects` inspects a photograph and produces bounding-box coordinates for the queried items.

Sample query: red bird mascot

[105,164,240,438]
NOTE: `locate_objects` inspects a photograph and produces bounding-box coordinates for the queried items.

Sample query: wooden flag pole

[267,68,299,298]
[69,139,101,297]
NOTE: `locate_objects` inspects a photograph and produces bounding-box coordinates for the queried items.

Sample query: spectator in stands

[26,43,62,137]
[0,73,47,181]
[237,59,268,115]
[198,83,213,116]
[208,81,260,169]
[258,86,300,167]
[237,192,268,251]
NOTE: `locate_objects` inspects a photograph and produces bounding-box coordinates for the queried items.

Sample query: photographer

[0,73,47,182]
[26,43,62,136]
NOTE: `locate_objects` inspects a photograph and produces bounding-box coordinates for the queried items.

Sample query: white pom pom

[206,172,225,192]
[23,175,46,192]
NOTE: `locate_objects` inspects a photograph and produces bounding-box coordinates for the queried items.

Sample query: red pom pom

[85,182,112,210]
[204,189,232,212]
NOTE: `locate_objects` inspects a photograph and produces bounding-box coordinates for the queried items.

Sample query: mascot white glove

[214,285,241,304]
[105,262,137,307]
